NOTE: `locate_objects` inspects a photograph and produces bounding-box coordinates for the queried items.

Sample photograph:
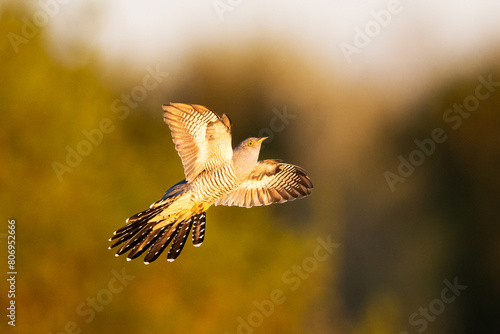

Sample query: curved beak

[256,137,268,144]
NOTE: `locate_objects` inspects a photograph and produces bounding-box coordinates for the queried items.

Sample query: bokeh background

[2,1,500,333]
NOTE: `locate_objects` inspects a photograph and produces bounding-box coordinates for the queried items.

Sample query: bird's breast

[190,165,240,203]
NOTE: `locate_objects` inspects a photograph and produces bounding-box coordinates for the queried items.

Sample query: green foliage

[1,6,326,334]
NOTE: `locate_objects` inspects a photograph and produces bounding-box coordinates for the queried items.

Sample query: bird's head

[240,136,267,150]
[232,137,268,179]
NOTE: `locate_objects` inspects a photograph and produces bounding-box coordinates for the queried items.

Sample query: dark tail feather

[192,212,206,247]
[115,224,155,256]
[143,224,178,263]
[110,201,171,240]
[166,218,194,262]
[109,199,171,257]
[109,219,151,247]
[110,200,207,263]
[126,225,168,260]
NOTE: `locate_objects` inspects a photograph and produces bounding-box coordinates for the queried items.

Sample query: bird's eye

[247,141,253,147]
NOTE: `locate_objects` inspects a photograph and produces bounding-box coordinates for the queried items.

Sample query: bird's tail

[109,194,206,264]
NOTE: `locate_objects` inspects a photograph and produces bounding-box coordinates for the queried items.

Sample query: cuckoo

[109,103,313,263]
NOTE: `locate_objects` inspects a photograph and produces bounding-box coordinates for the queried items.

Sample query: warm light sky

[16,0,500,88]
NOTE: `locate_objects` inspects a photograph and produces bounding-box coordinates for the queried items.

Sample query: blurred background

[2,1,500,333]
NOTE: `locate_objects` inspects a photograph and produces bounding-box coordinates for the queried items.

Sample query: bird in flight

[109,103,313,263]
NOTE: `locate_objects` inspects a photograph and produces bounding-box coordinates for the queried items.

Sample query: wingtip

[221,113,232,128]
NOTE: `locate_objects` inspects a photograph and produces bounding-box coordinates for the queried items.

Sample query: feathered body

[109,103,313,263]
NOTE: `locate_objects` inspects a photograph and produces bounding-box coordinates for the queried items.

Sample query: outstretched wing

[163,103,233,182]
[215,159,313,208]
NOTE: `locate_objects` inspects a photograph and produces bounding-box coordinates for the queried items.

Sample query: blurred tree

[339,70,500,334]
[1,5,330,334]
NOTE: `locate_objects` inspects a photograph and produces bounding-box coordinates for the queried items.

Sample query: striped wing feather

[163,103,233,182]
[215,159,313,208]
